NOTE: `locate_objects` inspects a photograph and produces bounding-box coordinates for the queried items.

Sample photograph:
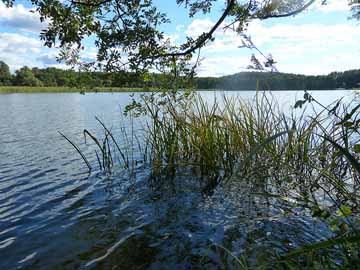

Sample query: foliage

[0,86,151,93]
[14,66,43,87]
[197,69,360,90]
[350,0,360,20]
[1,60,360,91]
[1,0,343,75]
[0,61,12,86]
[62,89,360,268]
[141,91,360,268]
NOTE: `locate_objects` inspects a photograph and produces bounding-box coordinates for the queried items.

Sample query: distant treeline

[197,70,360,90]
[0,61,146,88]
[0,60,359,90]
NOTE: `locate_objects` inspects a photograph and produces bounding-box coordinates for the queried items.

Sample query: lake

[0,90,356,269]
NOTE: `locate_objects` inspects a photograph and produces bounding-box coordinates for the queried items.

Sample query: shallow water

[0,90,355,269]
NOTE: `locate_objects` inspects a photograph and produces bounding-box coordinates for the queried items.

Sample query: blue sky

[0,0,358,77]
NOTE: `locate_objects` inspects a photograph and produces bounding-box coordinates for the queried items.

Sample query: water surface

[0,90,355,269]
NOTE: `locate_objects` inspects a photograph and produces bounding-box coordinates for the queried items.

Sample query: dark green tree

[15,66,43,87]
[0,61,12,86]
[32,67,58,86]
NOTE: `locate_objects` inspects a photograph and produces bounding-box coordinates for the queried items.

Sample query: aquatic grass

[144,92,306,186]
[282,234,360,259]
[62,89,360,212]
[62,89,360,269]
[139,90,360,268]
[60,116,149,176]
[58,131,92,172]
[95,116,129,169]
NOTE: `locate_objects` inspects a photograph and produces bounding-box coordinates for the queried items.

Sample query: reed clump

[144,92,294,191]
[141,91,359,196]
[63,90,360,268]
[139,90,360,268]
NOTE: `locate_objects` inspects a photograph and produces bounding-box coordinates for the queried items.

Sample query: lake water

[0,90,356,269]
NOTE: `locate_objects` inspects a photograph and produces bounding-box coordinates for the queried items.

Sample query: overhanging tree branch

[0,0,323,72]
[154,0,236,58]
[257,0,316,19]
[155,0,317,59]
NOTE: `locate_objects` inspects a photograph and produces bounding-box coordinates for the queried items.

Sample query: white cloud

[185,19,243,53]
[246,21,360,74]
[176,24,185,31]
[36,53,59,65]
[248,20,360,46]
[0,33,43,70]
[184,17,360,76]
[0,2,47,32]
[314,0,350,12]
[0,33,63,71]
[185,19,215,38]
[196,56,250,77]
[0,32,41,54]
[164,33,180,44]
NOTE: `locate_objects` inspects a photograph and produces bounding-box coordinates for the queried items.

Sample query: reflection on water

[0,91,354,269]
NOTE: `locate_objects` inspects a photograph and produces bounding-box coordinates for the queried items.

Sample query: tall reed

[139,90,360,267]
[62,90,360,268]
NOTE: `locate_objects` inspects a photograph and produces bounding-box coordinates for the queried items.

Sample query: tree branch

[70,0,112,7]
[155,0,236,58]
[257,0,316,20]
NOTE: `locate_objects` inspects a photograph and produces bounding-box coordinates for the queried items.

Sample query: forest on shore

[1,61,359,91]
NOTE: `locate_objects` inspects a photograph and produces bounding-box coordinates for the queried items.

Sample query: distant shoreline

[0,86,151,93]
[0,86,358,94]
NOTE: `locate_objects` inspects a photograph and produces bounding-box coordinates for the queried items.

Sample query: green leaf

[343,121,354,128]
[294,100,306,109]
[282,234,360,258]
[337,104,360,126]
[312,207,323,218]
[320,135,360,175]
[337,205,352,217]
[354,144,360,153]
[330,221,339,232]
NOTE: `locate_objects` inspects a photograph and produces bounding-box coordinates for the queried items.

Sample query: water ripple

[0,92,347,270]
[0,237,16,249]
